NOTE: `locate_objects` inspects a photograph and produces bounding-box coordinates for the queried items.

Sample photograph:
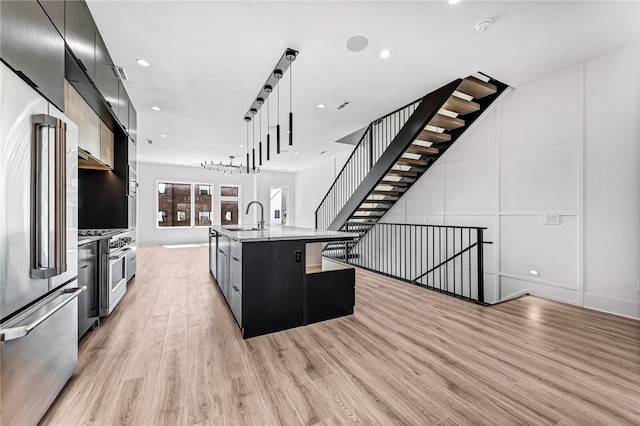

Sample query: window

[220,185,240,226]
[157,182,212,228]
[194,185,212,227]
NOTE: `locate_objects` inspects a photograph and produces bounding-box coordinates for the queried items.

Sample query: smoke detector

[475,19,493,33]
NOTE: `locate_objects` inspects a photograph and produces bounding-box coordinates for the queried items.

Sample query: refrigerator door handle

[0,286,86,342]
[31,114,67,279]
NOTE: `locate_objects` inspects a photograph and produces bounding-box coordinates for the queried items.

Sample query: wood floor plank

[41,246,640,426]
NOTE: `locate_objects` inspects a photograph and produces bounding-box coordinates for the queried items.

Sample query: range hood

[78,148,110,171]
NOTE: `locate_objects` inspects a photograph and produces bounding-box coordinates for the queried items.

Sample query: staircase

[316,73,507,260]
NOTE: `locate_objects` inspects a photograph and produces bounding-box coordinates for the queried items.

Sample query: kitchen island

[209,225,358,338]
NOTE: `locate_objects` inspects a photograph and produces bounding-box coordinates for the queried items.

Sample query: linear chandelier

[243,48,298,173]
[201,156,259,174]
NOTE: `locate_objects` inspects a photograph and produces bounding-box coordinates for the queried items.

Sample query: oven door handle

[0,286,86,342]
[109,248,131,261]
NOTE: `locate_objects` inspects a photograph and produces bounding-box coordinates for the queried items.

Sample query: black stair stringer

[327,79,462,231]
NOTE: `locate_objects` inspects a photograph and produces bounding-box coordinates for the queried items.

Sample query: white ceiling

[86,1,639,172]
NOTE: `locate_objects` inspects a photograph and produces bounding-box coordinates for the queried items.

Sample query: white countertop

[210,225,358,242]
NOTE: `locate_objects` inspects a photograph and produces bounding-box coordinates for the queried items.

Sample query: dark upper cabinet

[0,1,65,109]
[128,137,137,173]
[65,0,95,81]
[128,102,137,143]
[117,81,129,131]
[38,0,65,37]
[94,32,118,111]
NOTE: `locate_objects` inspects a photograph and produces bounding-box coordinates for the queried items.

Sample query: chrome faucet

[245,201,265,230]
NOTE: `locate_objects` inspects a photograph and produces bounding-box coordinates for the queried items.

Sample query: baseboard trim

[583,292,640,320]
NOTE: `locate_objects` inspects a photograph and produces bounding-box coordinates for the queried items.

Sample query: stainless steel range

[79,229,136,316]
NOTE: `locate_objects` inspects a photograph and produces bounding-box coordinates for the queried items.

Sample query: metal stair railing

[325,223,489,305]
[315,80,462,232]
[314,99,420,231]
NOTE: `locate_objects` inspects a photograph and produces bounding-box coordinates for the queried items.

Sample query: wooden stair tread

[379,180,408,187]
[457,76,497,99]
[396,157,429,167]
[386,170,418,177]
[406,145,439,155]
[357,207,389,211]
[364,200,394,205]
[371,189,402,196]
[416,129,451,143]
[443,96,480,115]
[429,114,465,130]
[350,215,382,220]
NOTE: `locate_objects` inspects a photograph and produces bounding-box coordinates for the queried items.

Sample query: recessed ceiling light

[346,36,369,52]
[151,106,160,111]
[448,0,461,4]
[294,151,299,155]
[317,104,326,109]
[136,58,151,67]
[160,134,167,138]
[380,49,391,59]
[239,144,244,148]
[286,130,291,134]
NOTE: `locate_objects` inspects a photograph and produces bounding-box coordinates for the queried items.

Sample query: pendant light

[258,99,263,166]
[286,51,295,146]
[266,87,271,161]
[241,48,298,160]
[251,108,256,171]
[244,116,251,173]
[275,69,283,154]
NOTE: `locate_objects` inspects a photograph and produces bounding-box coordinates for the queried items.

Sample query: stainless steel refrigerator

[0,63,84,425]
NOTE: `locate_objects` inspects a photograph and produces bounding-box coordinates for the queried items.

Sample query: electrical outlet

[637,280,640,292]
[294,250,301,263]
[543,213,560,225]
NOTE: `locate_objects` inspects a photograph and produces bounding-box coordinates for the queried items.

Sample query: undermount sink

[225,226,265,232]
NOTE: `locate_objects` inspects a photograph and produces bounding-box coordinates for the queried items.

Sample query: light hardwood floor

[42,246,640,425]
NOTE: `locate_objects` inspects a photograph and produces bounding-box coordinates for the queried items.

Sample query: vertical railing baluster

[468,228,471,300]
[477,228,484,304]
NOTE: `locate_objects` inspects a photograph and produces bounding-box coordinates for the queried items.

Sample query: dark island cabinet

[242,240,304,337]
[0,0,65,109]
[210,228,356,339]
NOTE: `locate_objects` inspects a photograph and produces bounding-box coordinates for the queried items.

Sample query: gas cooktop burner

[78,229,127,237]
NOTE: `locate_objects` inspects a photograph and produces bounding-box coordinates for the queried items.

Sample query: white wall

[294,151,351,228]
[381,44,639,319]
[583,45,640,319]
[138,162,294,246]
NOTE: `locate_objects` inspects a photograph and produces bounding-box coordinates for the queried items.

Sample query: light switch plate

[543,213,560,225]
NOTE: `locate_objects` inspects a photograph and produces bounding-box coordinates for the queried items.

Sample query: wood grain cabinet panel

[100,121,114,169]
[65,80,101,157]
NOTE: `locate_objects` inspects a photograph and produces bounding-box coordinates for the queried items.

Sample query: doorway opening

[270,186,289,225]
